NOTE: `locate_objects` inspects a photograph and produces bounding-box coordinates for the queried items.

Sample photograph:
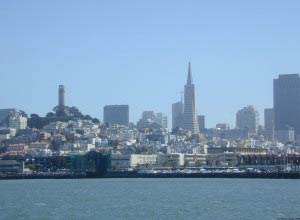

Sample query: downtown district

[0,64,300,176]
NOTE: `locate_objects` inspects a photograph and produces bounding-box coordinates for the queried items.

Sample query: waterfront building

[274,74,300,135]
[130,154,157,167]
[172,101,183,130]
[103,105,129,127]
[236,106,259,133]
[264,108,274,141]
[0,160,24,174]
[182,63,199,134]
[184,154,207,167]
[198,115,205,132]
[156,153,185,167]
[110,154,131,169]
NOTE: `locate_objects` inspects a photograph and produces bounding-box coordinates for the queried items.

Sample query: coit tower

[58,85,66,109]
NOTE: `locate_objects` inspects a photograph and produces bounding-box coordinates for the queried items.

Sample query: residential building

[9,115,27,130]
[155,112,168,129]
[137,111,159,129]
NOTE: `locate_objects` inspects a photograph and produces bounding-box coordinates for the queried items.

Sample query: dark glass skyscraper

[274,74,300,134]
[103,105,129,126]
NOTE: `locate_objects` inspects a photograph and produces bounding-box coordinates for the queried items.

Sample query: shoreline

[1,172,300,180]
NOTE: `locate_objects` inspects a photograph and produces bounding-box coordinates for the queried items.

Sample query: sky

[1,1,300,128]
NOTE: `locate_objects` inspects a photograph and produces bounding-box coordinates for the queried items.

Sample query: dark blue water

[0,178,299,220]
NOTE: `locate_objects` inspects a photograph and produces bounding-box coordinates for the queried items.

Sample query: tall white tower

[58,85,66,109]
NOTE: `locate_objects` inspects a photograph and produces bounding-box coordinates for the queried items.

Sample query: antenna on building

[180,91,184,103]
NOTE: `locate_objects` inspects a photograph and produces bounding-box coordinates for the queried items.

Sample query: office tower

[236,106,259,133]
[0,109,17,124]
[172,101,183,130]
[58,85,66,108]
[264,108,274,141]
[103,105,129,126]
[182,63,199,134]
[155,113,168,129]
[198,115,205,131]
[274,74,300,135]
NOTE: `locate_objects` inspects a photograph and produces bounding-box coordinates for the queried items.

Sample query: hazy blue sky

[1,1,300,128]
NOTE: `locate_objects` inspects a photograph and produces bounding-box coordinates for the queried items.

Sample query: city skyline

[1,1,300,127]
[0,69,296,129]
[1,2,300,219]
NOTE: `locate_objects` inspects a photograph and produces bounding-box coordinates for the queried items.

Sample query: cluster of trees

[28,114,71,129]
[28,106,100,129]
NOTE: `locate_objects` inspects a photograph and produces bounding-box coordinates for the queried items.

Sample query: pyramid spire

[187,62,192,85]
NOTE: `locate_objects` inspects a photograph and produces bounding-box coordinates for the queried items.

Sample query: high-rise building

[141,111,156,121]
[273,74,300,135]
[236,106,259,133]
[182,63,199,134]
[198,115,205,131]
[0,109,17,125]
[103,105,129,126]
[137,111,159,129]
[264,108,274,141]
[155,113,168,129]
[172,101,183,130]
[58,85,66,108]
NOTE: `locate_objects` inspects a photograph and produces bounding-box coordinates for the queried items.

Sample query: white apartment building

[9,115,27,130]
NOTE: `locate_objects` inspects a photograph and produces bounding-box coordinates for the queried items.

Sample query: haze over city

[1,1,300,127]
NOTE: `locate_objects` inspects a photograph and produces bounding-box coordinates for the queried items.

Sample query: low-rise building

[0,160,23,173]
[184,154,206,166]
[111,154,131,169]
[130,154,157,167]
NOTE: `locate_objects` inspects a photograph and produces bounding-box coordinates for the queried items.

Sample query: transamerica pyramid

[183,63,199,134]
